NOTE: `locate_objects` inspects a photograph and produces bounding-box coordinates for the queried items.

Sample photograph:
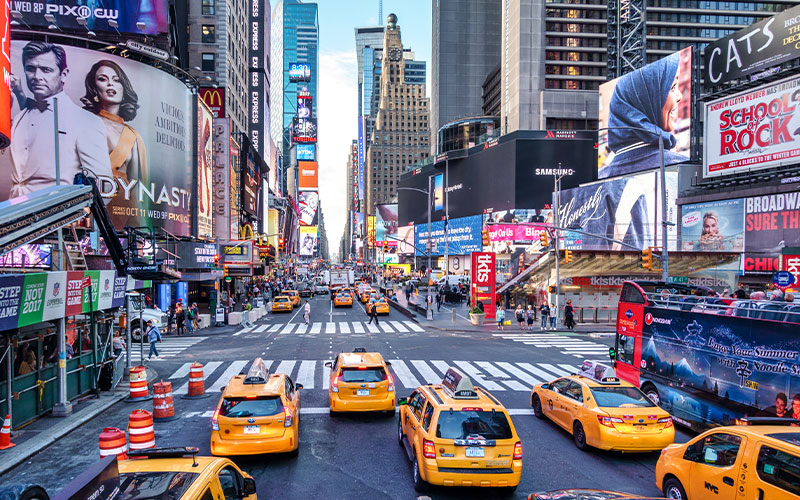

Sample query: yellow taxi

[210,358,302,456]
[283,290,300,306]
[333,290,354,308]
[119,447,257,499]
[530,360,674,452]
[325,348,395,414]
[360,288,375,303]
[271,295,293,312]
[366,296,390,315]
[655,417,800,500]
[397,367,523,493]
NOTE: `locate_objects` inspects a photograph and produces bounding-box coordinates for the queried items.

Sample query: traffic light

[278,238,285,252]
[481,227,490,246]
[565,249,573,263]
[641,247,653,270]
[223,265,229,277]
[548,285,556,294]
[540,232,549,247]
[214,254,220,268]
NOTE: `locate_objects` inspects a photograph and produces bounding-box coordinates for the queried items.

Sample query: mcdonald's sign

[200,87,226,118]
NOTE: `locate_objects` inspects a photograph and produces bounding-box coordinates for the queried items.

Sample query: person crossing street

[146,320,162,360]
[303,300,311,324]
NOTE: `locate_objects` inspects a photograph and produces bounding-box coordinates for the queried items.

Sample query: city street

[2,295,689,499]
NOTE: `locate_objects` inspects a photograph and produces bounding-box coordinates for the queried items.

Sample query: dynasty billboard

[196,98,214,240]
[704,4,800,86]
[704,74,800,178]
[598,47,693,180]
[11,1,169,35]
[0,41,194,235]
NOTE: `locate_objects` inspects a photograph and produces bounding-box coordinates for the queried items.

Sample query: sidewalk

[0,366,157,476]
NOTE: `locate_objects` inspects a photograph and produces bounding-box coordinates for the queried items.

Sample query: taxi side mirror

[385,361,392,366]
[397,397,408,406]
[296,384,304,390]
[324,362,332,368]
[541,383,549,390]
[242,477,257,496]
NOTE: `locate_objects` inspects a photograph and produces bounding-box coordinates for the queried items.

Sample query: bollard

[182,362,211,399]
[99,427,128,460]
[126,366,152,402]
[153,381,177,421]
[452,308,456,323]
[128,409,156,450]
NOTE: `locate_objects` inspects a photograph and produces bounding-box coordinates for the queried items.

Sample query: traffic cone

[0,414,16,450]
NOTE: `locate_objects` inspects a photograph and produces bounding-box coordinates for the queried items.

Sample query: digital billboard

[199,87,225,118]
[12,1,169,35]
[397,224,414,255]
[376,203,398,243]
[299,226,317,256]
[289,63,311,82]
[291,117,317,143]
[414,215,482,256]
[248,0,269,157]
[297,92,312,119]
[197,98,214,240]
[704,74,800,178]
[0,0,9,149]
[296,143,315,161]
[298,191,318,226]
[298,160,318,190]
[242,143,260,216]
[213,118,232,240]
[0,41,193,235]
[680,199,744,252]
[598,47,693,180]
[743,192,800,274]
[0,244,51,268]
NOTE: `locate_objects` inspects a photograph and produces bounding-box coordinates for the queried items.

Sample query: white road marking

[338,322,351,333]
[296,360,316,390]
[453,360,505,391]
[388,359,421,388]
[475,361,528,391]
[207,360,249,392]
[410,360,441,384]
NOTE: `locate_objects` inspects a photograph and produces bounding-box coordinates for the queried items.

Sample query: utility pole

[658,137,669,282]
[553,164,564,319]
[426,175,433,320]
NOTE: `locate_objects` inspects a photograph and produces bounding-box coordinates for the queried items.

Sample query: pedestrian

[540,303,550,329]
[405,285,411,303]
[191,303,200,331]
[549,303,557,330]
[185,303,196,334]
[167,301,175,334]
[175,302,186,336]
[146,320,162,360]
[243,302,255,328]
[496,304,506,330]
[112,331,125,357]
[435,290,442,312]
[303,299,311,324]
[515,305,525,330]
[526,305,535,331]
[368,300,380,325]
[564,300,575,330]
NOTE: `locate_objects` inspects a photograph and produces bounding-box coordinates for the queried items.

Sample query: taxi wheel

[572,421,590,451]
[531,394,544,418]
[397,418,405,446]
[663,478,687,499]
[412,455,429,493]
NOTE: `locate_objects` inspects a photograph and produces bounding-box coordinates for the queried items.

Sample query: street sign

[669,276,689,284]
[772,271,795,289]
[225,276,232,283]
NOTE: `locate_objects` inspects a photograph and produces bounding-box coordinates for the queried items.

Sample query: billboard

[704,5,800,86]
[357,116,365,200]
[598,47,693,180]
[297,91,312,119]
[0,243,51,268]
[197,99,214,240]
[743,192,800,274]
[242,143,260,216]
[704,75,800,178]
[471,252,496,319]
[0,0,9,149]
[367,215,376,247]
[291,117,317,143]
[414,215,482,256]
[248,0,269,156]
[11,1,169,35]
[397,224,414,255]
[0,41,193,234]
[289,63,311,82]
[298,160,318,190]
[376,203,398,242]
[680,199,744,252]
[212,118,232,240]
[176,242,216,270]
[296,143,315,161]
[298,190,318,226]
[199,87,225,118]
[299,226,317,256]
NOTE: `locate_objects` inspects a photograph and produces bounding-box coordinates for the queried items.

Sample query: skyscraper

[431,0,501,152]
[355,26,385,117]
[366,14,431,212]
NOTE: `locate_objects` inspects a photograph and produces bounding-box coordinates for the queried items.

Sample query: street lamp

[398,184,434,320]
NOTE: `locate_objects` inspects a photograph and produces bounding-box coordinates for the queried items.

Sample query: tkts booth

[0,271,137,427]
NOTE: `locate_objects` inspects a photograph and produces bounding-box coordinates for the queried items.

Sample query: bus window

[617,334,635,365]
[620,283,644,304]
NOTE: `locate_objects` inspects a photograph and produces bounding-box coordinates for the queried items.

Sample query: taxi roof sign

[441,367,479,399]
[578,360,616,382]
[243,358,269,384]
[353,347,367,353]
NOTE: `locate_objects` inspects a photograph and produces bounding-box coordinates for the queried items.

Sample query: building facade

[355,26,385,117]
[365,14,431,212]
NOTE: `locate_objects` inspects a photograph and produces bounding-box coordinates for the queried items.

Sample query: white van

[436,275,469,287]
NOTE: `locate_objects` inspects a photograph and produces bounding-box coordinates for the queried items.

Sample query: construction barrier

[99,427,128,460]
[0,414,15,450]
[153,381,176,421]
[182,362,210,399]
[126,365,152,402]
[128,409,155,450]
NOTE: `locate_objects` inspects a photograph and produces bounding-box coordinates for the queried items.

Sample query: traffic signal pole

[553,171,562,318]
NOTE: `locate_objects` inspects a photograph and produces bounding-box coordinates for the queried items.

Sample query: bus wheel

[643,384,660,405]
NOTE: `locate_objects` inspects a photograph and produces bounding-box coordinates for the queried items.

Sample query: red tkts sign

[471,252,496,319]
[783,255,800,289]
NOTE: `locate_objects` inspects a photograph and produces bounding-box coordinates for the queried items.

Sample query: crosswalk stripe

[405,322,424,332]
[453,361,504,391]
[475,362,528,391]
[540,363,571,377]
[324,323,335,334]
[518,362,561,382]
[339,322,351,333]
[322,363,331,390]
[296,361,316,390]
[389,321,409,332]
[207,360,249,392]
[280,324,297,334]
[170,363,192,379]
[268,324,282,332]
[410,360,441,384]
[253,324,269,333]
[233,326,254,337]
[559,363,579,374]
[275,360,296,376]
[389,359,421,388]
[175,361,222,395]
[365,322,380,334]
[352,322,365,333]
[379,322,394,333]
[431,360,451,376]
[496,362,545,386]
[310,322,322,334]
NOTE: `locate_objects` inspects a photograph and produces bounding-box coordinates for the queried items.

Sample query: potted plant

[469,306,485,326]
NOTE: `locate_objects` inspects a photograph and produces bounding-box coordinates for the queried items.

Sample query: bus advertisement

[613,281,800,430]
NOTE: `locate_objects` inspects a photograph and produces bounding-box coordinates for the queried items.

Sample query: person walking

[435,290,442,312]
[405,285,411,304]
[303,299,311,324]
[549,303,557,330]
[564,300,575,330]
[368,300,380,325]
[112,331,125,357]
[185,303,195,334]
[146,320,162,360]
[526,305,535,331]
[515,305,525,330]
[191,303,200,331]
[496,304,506,331]
[167,301,176,335]
[175,302,186,336]
[540,303,550,330]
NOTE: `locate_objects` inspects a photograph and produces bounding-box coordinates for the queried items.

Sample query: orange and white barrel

[99,427,128,460]
[187,362,205,397]
[129,366,149,400]
[153,381,175,421]
[128,409,155,450]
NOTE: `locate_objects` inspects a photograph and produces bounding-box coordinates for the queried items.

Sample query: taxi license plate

[633,424,648,432]
[465,447,485,458]
[243,425,260,434]
[357,389,370,396]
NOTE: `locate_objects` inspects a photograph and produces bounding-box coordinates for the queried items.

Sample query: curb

[386,298,418,322]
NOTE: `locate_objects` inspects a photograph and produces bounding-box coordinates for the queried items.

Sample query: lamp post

[398,183,434,320]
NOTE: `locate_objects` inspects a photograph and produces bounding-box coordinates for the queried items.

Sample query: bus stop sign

[772,271,795,289]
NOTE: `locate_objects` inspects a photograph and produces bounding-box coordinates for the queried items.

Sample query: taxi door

[544,379,572,429]
[685,431,746,499]
[214,464,257,500]
[404,391,428,453]
[745,441,800,500]
[560,381,585,427]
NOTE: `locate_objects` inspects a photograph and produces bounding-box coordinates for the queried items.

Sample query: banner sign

[680,199,745,252]
[703,5,800,86]
[221,241,252,263]
[488,223,548,242]
[0,0,9,149]
[248,0,269,156]
[743,192,800,274]
[176,242,216,270]
[298,191,318,226]
[367,215,376,248]
[704,74,800,177]
[471,252,496,320]
[357,116,365,200]
[213,118,232,240]
[397,224,414,255]
[11,1,169,35]
[197,98,214,239]
[298,161,318,190]
[299,226,317,257]
[415,215,483,256]
[199,88,226,118]
[376,203,398,242]
[783,254,800,289]
[296,144,315,161]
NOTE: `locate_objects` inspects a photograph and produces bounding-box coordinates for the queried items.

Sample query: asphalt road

[1,294,692,499]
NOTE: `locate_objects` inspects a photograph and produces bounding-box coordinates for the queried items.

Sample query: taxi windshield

[119,471,198,500]
[436,410,513,440]
[276,297,289,302]
[341,367,386,383]
[221,396,283,417]
[590,386,656,408]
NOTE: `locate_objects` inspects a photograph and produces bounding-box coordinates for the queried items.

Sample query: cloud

[318,49,358,260]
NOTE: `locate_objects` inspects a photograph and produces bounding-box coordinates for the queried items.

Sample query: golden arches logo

[239,224,255,240]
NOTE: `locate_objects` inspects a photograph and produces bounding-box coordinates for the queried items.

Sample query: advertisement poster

[298,160,318,190]
[299,226,317,257]
[0,41,194,235]
[680,199,744,252]
[199,87,225,118]
[0,244,51,268]
[212,118,231,240]
[397,224,414,255]
[289,62,311,81]
[415,215,482,257]
[704,74,800,177]
[197,99,214,240]
[11,1,169,34]
[471,252,496,319]
[242,145,260,215]
[367,215,376,247]
[296,143,314,161]
[0,0,9,148]
[559,172,658,251]
[376,203,398,243]
[291,116,317,143]
[598,47,693,179]
[298,191,318,226]
[743,192,800,274]
[433,174,444,212]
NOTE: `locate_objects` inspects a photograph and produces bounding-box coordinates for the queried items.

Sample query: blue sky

[316,0,432,259]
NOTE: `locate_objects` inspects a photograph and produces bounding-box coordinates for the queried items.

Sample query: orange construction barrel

[182,362,211,399]
[126,366,152,402]
[99,427,128,460]
[153,381,176,421]
[128,409,155,450]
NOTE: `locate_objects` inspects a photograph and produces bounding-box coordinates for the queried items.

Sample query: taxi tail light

[283,407,293,428]
[513,441,523,460]
[597,415,624,428]
[658,416,673,428]
[211,409,220,431]
[332,375,341,393]
[387,372,395,392]
[422,439,436,459]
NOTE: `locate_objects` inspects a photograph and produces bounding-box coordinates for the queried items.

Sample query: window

[201,53,215,72]
[757,445,800,496]
[218,466,242,500]
[616,334,636,366]
[198,488,214,500]
[435,410,513,440]
[409,391,426,421]
[564,381,584,402]
[119,472,199,499]
[220,396,283,417]
[620,283,645,304]
[202,25,216,43]
[202,0,214,15]
[549,378,571,394]
[683,433,742,467]
[590,386,656,408]
[285,376,295,400]
[422,402,434,431]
